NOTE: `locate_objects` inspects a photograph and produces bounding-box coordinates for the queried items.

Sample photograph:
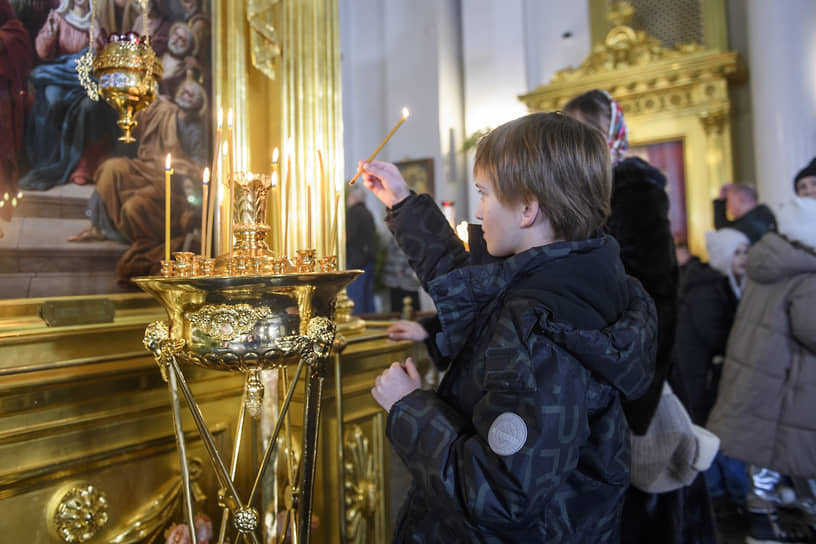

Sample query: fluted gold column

[279,0,345,266]
[212,0,344,266]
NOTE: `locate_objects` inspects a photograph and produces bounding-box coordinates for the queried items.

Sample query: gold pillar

[212,0,345,266]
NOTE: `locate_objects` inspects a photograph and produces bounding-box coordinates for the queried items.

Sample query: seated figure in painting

[0,0,33,234]
[18,0,119,191]
[160,21,198,98]
[69,80,208,285]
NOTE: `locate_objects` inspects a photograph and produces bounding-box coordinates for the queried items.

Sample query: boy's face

[474,172,524,257]
[796,175,816,199]
[731,243,748,277]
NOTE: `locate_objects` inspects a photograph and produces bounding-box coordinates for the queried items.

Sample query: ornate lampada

[93,33,163,143]
[135,169,358,543]
[76,0,162,143]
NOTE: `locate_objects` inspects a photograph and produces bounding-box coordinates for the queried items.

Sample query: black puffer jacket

[385,194,657,543]
[672,257,738,425]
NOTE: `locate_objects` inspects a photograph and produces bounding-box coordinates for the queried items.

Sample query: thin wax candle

[349,107,410,185]
[165,153,173,262]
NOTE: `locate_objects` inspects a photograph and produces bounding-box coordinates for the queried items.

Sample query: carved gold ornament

[52,484,109,543]
[343,425,379,544]
[186,304,272,341]
[247,0,282,80]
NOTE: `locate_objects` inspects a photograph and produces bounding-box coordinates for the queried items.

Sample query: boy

[362,112,657,542]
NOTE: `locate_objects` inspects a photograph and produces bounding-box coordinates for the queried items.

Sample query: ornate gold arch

[519,18,741,257]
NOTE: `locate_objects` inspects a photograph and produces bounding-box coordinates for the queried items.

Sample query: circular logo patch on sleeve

[487,412,528,456]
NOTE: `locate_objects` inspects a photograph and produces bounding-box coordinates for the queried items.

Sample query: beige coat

[707,233,816,477]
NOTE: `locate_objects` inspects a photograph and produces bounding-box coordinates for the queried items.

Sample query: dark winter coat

[609,157,678,435]
[671,257,738,425]
[345,201,377,269]
[385,194,658,543]
[713,199,776,244]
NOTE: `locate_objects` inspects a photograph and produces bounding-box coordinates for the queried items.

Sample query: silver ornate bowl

[134,271,360,372]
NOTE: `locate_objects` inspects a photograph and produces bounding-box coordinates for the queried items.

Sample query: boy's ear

[519,199,539,228]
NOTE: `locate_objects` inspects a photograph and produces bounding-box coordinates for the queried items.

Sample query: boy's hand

[386,320,428,342]
[371,357,421,413]
[360,160,411,208]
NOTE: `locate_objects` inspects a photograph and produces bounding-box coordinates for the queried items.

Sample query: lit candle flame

[217,108,223,129]
[203,167,210,185]
[285,137,294,156]
[456,221,469,243]
[165,153,172,171]
[222,141,229,156]
[227,109,233,129]
[272,147,279,164]
[402,107,410,119]
[271,170,278,187]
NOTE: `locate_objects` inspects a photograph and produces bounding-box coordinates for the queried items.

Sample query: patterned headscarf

[602,90,628,165]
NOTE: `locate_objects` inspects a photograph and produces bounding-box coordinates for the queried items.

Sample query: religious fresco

[0,0,212,296]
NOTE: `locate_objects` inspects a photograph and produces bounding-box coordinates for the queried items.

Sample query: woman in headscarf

[19,0,118,190]
[565,91,719,544]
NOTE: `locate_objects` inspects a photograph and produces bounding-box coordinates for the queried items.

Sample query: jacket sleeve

[790,276,816,353]
[416,314,450,371]
[386,301,593,529]
[384,193,470,289]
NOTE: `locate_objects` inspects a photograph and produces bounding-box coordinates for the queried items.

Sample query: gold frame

[395,158,435,197]
[519,16,740,257]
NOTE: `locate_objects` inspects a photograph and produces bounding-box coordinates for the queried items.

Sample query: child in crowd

[672,228,751,517]
[360,112,657,542]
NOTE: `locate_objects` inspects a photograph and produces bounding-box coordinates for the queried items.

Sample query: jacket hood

[705,228,749,278]
[429,236,657,400]
[772,196,816,250]
[747,232,816,285]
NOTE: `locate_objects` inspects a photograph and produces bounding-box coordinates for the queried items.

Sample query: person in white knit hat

[707,195,816,543]
[673,227,751,524]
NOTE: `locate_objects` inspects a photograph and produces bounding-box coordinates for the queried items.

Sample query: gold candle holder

[296,249,316,273]
[189,255,201,277]
[251,257,266,274]
[234,255,249,276]
[160,260,175,277]
[200,258,215,276]
[318,256,337,272]
[173,251,195,277]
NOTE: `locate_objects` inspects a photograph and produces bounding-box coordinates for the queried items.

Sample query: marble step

[0,271,130,299]
[0,216,128,275]
[12,184,93,220]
